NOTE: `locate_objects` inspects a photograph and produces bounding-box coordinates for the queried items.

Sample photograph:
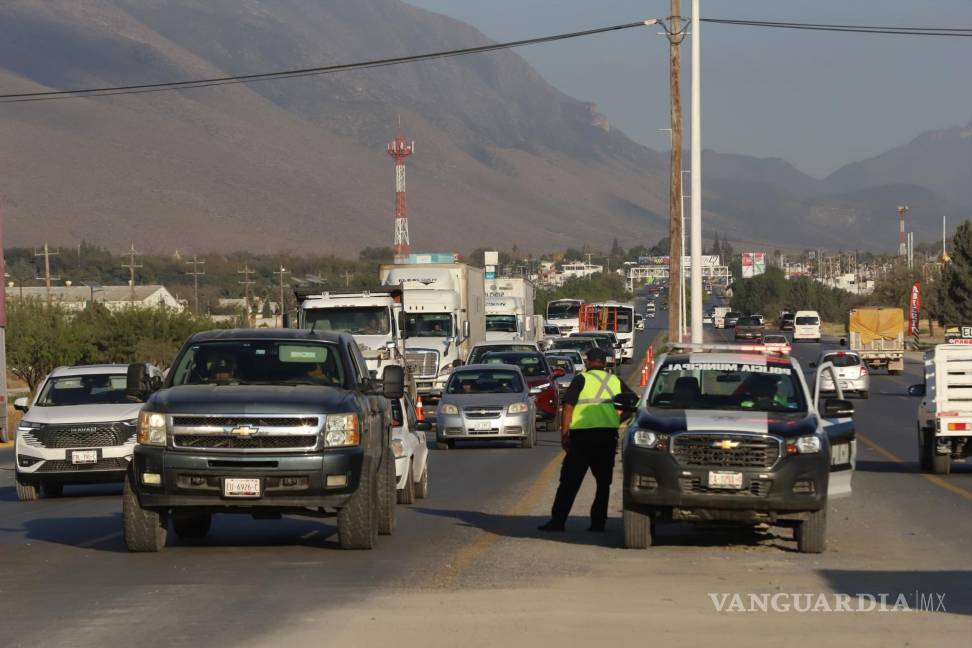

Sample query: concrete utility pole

[342,271,354,288]
[185,255,205,315]
[666,0,684,344]
[121,242,142,303]
[0,209,8,442]
[689,0,703,343]
[238,263,256,326]
[34,242,60,303]
[274,265,290,328]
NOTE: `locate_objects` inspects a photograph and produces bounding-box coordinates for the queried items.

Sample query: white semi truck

[380,263,486,395]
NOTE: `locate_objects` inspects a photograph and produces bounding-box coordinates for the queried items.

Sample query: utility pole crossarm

[121,242,143,303]
[185,255,206,315]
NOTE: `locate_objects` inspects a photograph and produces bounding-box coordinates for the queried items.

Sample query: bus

[579,302,635,363]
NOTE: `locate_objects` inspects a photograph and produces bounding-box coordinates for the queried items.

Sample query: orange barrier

[415,395,426,421]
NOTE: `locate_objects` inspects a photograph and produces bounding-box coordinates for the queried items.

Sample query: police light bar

[669,343,789,356]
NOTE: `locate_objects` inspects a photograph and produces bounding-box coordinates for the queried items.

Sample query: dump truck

[848,307,904,374]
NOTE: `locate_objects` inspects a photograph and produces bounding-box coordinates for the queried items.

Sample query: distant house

[7,284,186,312]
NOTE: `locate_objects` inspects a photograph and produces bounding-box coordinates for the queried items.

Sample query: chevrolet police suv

[617,345,855,553]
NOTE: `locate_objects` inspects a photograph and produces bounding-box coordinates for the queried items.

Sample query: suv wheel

[15,478,38,502]
[796,508,827,553]
[123,473,168,552]
[377,446,397,535]
[623,505,652,549]
[397,458,415,505]
[173,513,212,540]
[338,457,378,549]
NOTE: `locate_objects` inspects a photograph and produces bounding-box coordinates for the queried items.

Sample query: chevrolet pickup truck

[734,316,765,341]
[123,329,404,551]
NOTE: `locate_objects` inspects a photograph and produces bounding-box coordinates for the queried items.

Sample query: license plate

[708,471,743,489]
[469,420,493,431]
[71,450,98,464]
[223,478,261,498]
[831,443,851,467]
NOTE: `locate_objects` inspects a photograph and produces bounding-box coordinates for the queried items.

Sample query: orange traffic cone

[415,395,426,421]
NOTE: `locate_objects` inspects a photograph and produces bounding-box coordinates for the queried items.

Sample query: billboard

[741,252,766,278]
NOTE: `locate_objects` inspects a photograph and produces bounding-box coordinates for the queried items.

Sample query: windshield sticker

[279,345,327,363]
[662,362,792,375]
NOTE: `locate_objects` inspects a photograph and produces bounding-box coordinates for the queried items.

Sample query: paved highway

[2,307,970,647]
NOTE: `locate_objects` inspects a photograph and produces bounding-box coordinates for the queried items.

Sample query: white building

[560,262,603,280]
[7,284,185,312]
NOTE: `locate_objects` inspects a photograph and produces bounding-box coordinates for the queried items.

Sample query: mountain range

[0,0,967,255]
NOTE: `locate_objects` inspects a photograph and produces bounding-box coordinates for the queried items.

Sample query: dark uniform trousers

[550,428,618,527]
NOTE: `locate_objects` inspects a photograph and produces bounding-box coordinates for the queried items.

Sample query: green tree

[6,300,86,391]
[940,220,972,326]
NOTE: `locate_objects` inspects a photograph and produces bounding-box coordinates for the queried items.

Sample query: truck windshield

[648,361,806,413]
[303,307,390,335]
[486,315,518,333]
[404,313,452,338]
[169,340,345,387]
[36,374,130,406]
[616,309,633,333]
[547,301,580,319]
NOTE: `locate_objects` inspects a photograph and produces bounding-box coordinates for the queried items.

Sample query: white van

[793,310,821,343]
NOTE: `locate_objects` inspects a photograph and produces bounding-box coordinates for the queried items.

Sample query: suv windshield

[170,340,345,387]
[483,353,550,378]
[447,370,524,394]
[648,360,806,413]
[486,315,518,333]
[573,334,615,349]
[404,313,452,337]
[551,338,596,352]
[823,353,860,368]
[303,307,389,335]
[467,344,537,364]
[36,374,130,406]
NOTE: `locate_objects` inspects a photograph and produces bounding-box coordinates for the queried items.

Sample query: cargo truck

[911,341,972,474]
[380,263,486,396]
[484,277,538,344]
[546,299,583,336]
[849,307,904,374]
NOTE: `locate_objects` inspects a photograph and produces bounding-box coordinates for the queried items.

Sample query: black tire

[377,447,396,535]
[414,463,429,499]
[623,505,652,549]
[918,427,932,472]
[172,513,212,540]
[796,508,827,554]
[932,450,951,475]
[15,478,38,502]
[338,457,378,549]
[397,458,415,505]
[42,481,64,497]
[123,473,168,552]
[859,390,869,400]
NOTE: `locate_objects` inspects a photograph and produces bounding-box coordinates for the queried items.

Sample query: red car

[482,351,563,430]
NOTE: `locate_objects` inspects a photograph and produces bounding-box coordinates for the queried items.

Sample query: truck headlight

[137,412,167,446]
[632,429,668,449]
[440,404,459,415]
[390,438,406,458]
[324,413,360,447]
[788,435,821,455]
[508,402,530,414]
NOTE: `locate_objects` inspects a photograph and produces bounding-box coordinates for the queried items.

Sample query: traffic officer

[538,347,635,532]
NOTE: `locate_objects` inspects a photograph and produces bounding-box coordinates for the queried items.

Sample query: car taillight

[859,366,868,377]
[947,422,969,431]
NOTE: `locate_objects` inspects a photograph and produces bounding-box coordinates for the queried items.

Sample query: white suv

[14,364,161,500]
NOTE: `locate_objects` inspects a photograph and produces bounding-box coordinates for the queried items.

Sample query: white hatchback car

[14,363,161,500]
[812,350,870,399]
[390,393,430,504]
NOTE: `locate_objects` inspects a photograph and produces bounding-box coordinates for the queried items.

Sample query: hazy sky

[405,0,972,177]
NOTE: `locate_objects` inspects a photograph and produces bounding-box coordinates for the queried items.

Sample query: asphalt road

[3,305,970,647]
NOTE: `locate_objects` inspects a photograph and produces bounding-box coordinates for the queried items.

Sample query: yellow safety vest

[571,370,623,430]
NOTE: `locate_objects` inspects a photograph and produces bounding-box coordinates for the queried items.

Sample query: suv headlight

[137,412,167,446]
[440,403,459,416]
[632,429,668,449]
[788,435,821,455]
[529,382,553,395]
[325,413,360,447]
[16,420,40,432]
[508,402,530,414]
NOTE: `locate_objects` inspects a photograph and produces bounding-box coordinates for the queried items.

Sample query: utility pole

[238,263,255,326]
[689,0,703,343]
[34,242,60,303]
[274,265,290,328]
[185,255,205,315]
[121,242,142,303]
[342,270,354,288]
[665,0,684,344]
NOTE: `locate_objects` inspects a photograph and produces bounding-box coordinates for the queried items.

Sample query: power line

[0,21,653,104]
[702,18,972,37]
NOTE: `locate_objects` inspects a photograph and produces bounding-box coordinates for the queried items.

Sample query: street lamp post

[689,0,703,343]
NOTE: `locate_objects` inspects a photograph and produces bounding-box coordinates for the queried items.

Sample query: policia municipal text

[539,348,635,532]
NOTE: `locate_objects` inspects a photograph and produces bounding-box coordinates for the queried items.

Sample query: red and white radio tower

[388,132,415,264]
[897,205,909,256]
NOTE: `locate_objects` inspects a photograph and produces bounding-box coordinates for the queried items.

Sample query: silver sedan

[431,364,536,449]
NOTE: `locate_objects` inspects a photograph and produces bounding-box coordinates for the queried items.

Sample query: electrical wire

[702,18,972,37]
[0,20,651,104]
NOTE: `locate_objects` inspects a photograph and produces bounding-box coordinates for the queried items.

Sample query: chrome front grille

[405,351,439,379]
[671,434,781,469]
[463,407,503,419]
[170,415,322,453]
[22,423,135,449]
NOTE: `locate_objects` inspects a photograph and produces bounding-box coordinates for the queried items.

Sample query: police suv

[615,344,855,553]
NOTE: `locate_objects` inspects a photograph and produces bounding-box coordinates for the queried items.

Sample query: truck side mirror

[463,320,471,339]
[382,365,405,400]
[613,393,640,411]
[126,363,150,399]
[823,398,854,418]
[13,396,29,412]
[839,337,846,347]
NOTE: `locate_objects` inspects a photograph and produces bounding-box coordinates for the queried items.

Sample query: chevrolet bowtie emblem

[714,439,740,450]
[229,425,259,437]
